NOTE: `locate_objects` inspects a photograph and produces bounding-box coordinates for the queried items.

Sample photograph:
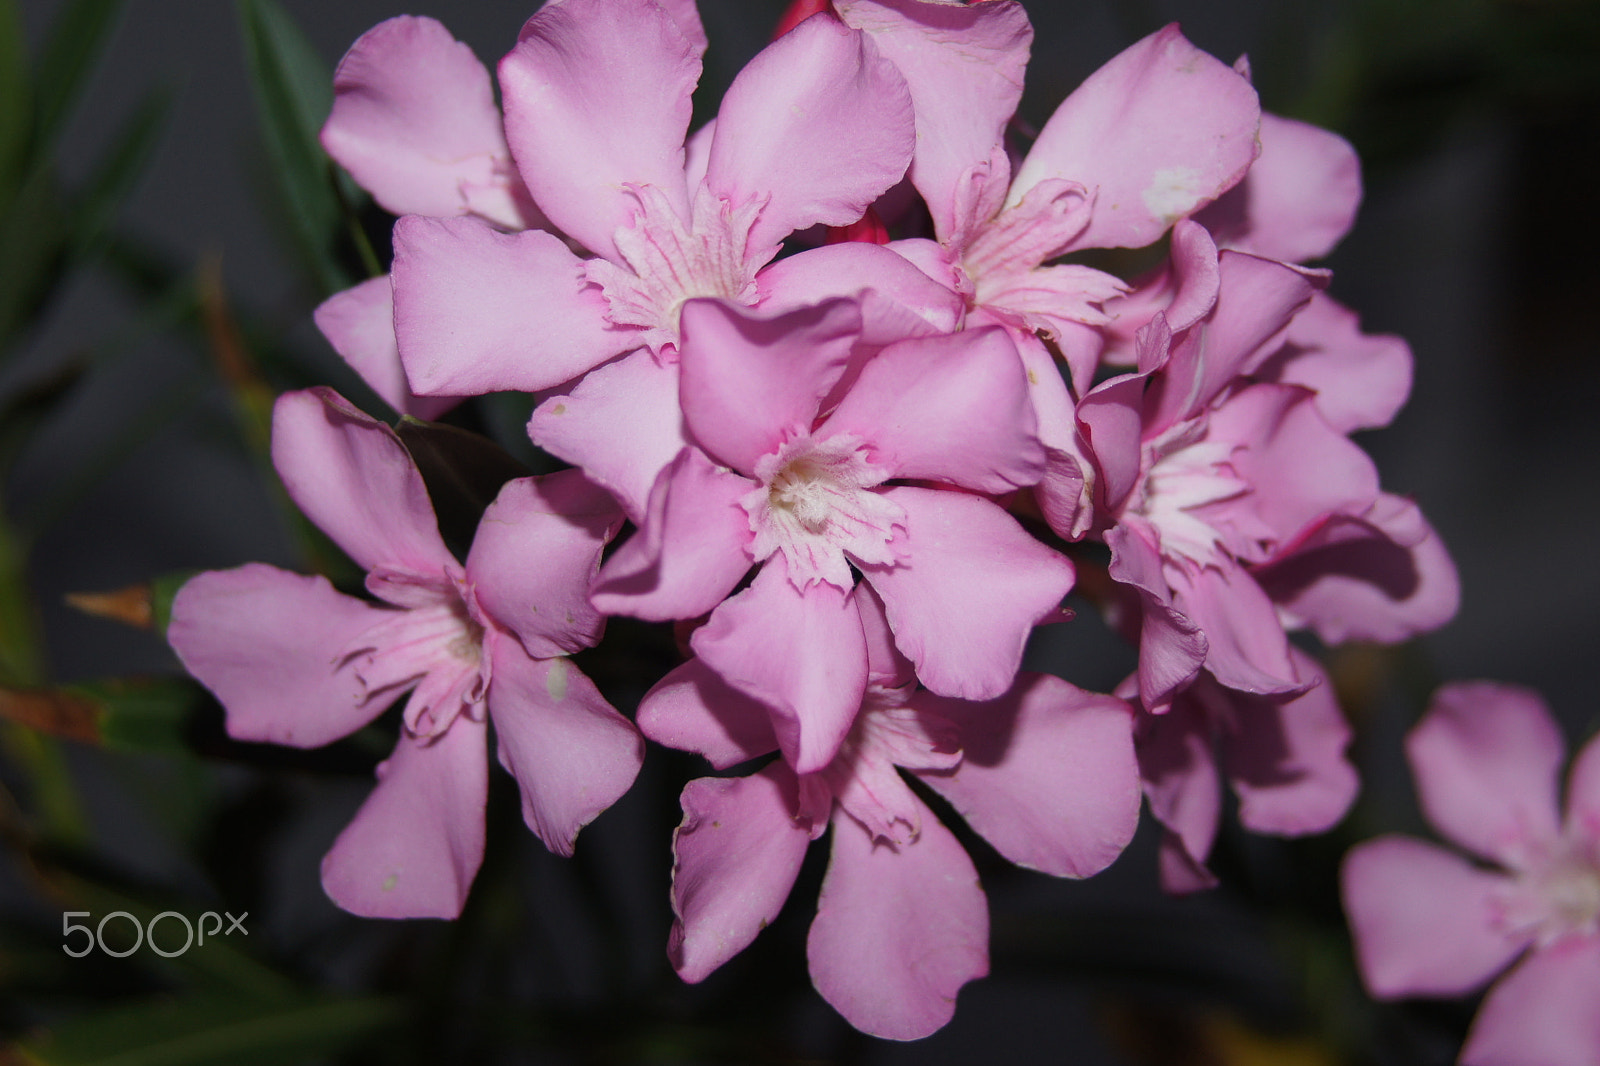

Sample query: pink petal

[1106,524,1208,712]
[670,764,812,982]
[835,0,1031,243]
[321,718,488,919]
[590,447,753,621]
[499,0,697,262]
[1340,835,1528,998]
[691,556,869,774]
[808,804,988,1040]
[1195,112,1361,263]
[321,16,533,227]
[856,581,914,689]
[914,674,1140,879]
[754,241,963,336]
[637,657,779,769]
[1406,681,1566,868]
[1010,24,1260,251]
[1015,332,1084,451]
[487,638,642,857]
[270,388,453,575]
[1136,698,1222,892]
[391,215,631,395]
[1462,935,1600,1066]
[314,278,460,421]
[465,471,622,658]
[1102,220,1222,364]
[527,349,686,524]
[1075,369,1147,513]
[1216,650,1358,836]
[1169,558,1303,696]
[823,326,1045,493]
[705,12,915,260]
[1253,293,1413,434]
[678,297,861,476]
[1567,731,1600,845]
[862,486,1074,701]
[169,564,393,748]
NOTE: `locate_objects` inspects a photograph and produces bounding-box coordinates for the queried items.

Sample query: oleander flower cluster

[169,0,1469,1042]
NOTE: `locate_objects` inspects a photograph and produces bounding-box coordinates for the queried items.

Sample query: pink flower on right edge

[1341,682,1600,1065]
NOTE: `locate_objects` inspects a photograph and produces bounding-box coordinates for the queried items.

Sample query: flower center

[586,183,764,360]
[1496,837,1600,947]
[1131,424,1251,569]
[741,434,904,591]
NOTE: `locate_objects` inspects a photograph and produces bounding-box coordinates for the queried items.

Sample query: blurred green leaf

[0,0,29,200]
[69,84,171,259]
[235,0,349,296]
[14,992,400,1066]
[31,0,124,158]
[0,507,42,685]
[0,676,201,754]
[0,159,68,345]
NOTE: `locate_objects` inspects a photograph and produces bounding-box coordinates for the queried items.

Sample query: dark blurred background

[3,0,1598,1062]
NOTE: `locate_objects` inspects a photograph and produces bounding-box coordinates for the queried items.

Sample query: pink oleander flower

[640,587,1140,1039]
[1342,682,1600,1065]
[168,388,641,919]
[386,0,916,403]
[582,294,1073,772]
[1046,222,1456,714]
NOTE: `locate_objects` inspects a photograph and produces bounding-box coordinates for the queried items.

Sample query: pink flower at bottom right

[1341,682,1600,1065]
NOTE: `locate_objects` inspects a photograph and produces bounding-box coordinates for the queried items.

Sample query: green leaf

[0,0,30,200]
[235,0,348,296]
[31,0,124,158]
[15,993,400,1066]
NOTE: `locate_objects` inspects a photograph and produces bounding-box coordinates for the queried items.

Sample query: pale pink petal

[671,764,812,982]
[1462,935,1600,1066]
[321,16,531,226]
[487,638,642,857]
[862,486,1074,701]
[527,349,685,524]
[1102,220,1221,364]
[314,278,460,421]
[1106,524,1207,711]
[1015,332,1083,450]
[1206,383,1381,545]
[270,388,453,574]
[1253,293,1413,434]
[169,564,393,748]
[856,581,914,689]
[1406,681,1566,868]
[835,0,1031,242]
[651,0,707,53]
[1136,698,1221,892]
[678,297,861,475]
[1075,370,1148,513]
[391,215,632,395]
[1169,559,1303,697]
[1195,112,1361,263]
[466,471,622,657]
[1341,835,1529,998]
[590,448,753,621]
[706,12,915,260]
[1216,650,1358,836]
[637,658,779,768]
[754,241,963,336]
[914,674,1140,879]
[321,718,488,919]
[499,0,697,261]
[1009,24,1260,251]
[808,804,988,1041]
[691,557,868,774]
[823,326,1044,493]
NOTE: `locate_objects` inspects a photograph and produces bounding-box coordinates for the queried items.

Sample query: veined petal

[169,564,394,748]
[466,470,622,657]
[808,803,987,1041]
[392,215,632,395]
[691,557,868,774]
[314,278,459,421]
[1341,835,1528,998]
[499,0,697,261]
[754,241,963,336]
[271,388,453,575]
[706,12,915,260]
[671,764,811,982]
[823,326,1045,493]
[1009,24,1260,251]
[1406,681,1566,869]
[321,718,488,919]
[915,674,1140,879]
[862,486,1074,701]
[488,640,642,857]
